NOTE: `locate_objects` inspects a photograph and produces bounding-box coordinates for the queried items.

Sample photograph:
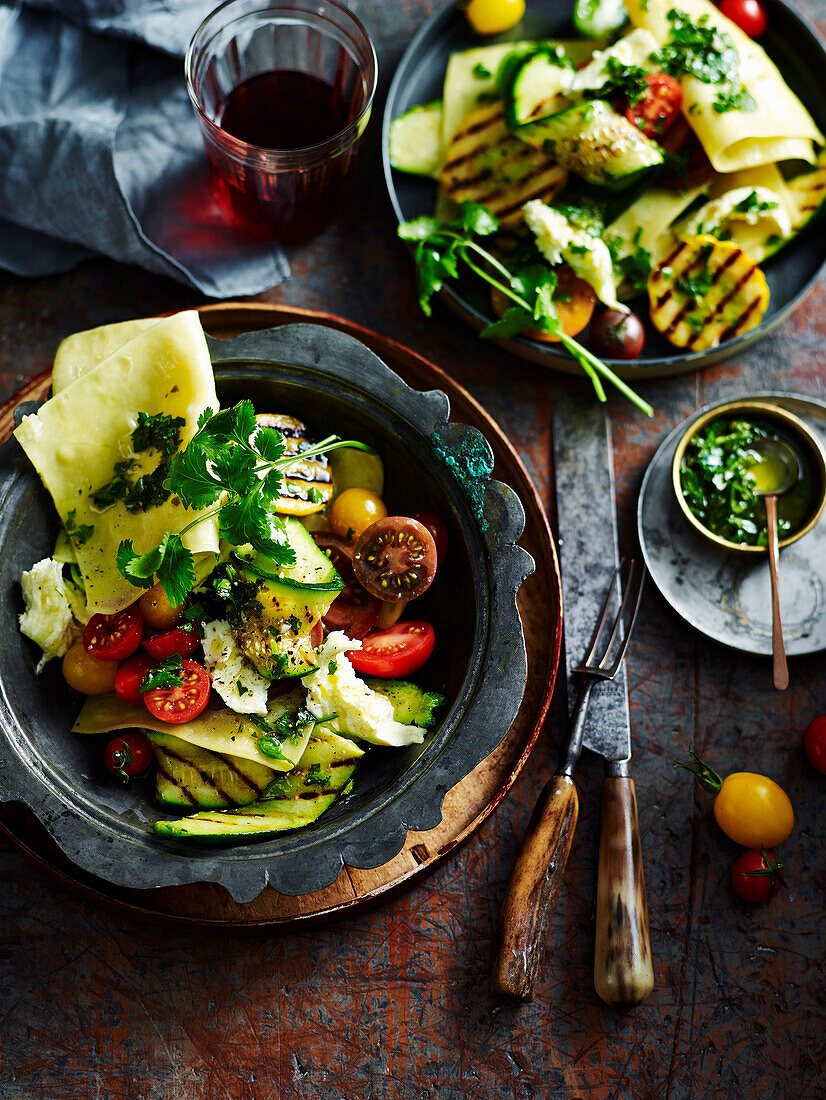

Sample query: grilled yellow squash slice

[439,101,567,229]
[647,235,769,351]
[787,155,826,234]
[255,413,333,516]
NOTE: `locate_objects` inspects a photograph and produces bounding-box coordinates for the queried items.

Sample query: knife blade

[551,392,654,1008]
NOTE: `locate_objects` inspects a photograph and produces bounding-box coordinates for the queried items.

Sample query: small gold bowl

[672,399,826,554]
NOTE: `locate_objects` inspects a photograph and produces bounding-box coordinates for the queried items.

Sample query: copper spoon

[749,438,800,691]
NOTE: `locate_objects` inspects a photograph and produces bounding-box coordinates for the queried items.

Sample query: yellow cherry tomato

[139,582,182,631]
[677,752,794,848]
[62,642,118,695]
[330,488,388,541]
[712,772,794,848]
[466,0,526,35]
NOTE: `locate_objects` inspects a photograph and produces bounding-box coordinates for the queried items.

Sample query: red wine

[219,70,350,150]
[206,68,361,243]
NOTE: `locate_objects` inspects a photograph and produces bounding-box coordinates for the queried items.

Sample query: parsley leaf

[65,509,94,544]
[139,654,184,693]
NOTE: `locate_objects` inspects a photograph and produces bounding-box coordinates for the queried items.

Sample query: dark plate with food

[0,315,534,901]
[383,0,826,386]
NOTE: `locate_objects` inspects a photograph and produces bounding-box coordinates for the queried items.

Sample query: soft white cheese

[302,632,424,748]
[523,200,622,310]
[19,558,80,672]
[201,619,270,716]
[681,187,791,240]
[570,29,660,95]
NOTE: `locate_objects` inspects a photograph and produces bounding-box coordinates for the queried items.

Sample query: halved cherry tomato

[353,517,437,602]
[410,510,449,562]
[310,620,324,648]
[143,659,211,724]
[731,848,784,903]
[720,0,766,37]
[490,266,596,343]
[62,643,118,695]
[143,624,199,661]
[113,653,156,707]
[139,582,184,630]
[804,715,826,774]
[331,488,387,542]
[626,73,682,139]
[312,531,356,583]
[348,621,436,678]
[104,732,153,781]
[323,583,381,639]
[82,605,144,661]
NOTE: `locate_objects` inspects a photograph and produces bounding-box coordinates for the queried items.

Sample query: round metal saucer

[638,392,826,657]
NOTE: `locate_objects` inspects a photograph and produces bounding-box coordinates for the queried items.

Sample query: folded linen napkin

[0,0,290,296]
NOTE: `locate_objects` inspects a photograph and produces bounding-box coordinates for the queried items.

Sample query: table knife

[553,394,654,1007]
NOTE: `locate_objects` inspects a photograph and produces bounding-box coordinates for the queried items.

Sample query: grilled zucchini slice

[515,100,662,189]
[647,234,769,351]
[787,154,826,234]
[389,101,444,176]
[439,101,568,229]
[255,413,333,517]
[504,46,573,128]
[150,731,276,810]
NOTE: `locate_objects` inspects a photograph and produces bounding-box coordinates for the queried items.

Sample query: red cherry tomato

[410,510,449,562]
[626,73,682,139]
[143,624,199,661]
[353,517,438,602]
[804,715,826,774]
[731,848,784,903]
[104,732,153,781]
[323,583,381,639]
[143,659,211,724]
[82,605,144,662]
[348,621,436,678]
[719,0,766,37]
[113,653,156,707]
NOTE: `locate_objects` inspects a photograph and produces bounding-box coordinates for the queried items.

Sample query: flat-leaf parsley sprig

[398,203,653,416]
[117,400,373,607]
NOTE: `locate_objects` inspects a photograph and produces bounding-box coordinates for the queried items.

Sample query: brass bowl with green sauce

[672,400,826,554]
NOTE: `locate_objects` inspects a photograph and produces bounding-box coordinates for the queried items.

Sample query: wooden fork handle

[490,774,579,1000]
[594,777,654,1006]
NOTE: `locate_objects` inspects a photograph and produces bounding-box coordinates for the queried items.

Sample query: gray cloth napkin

[0,0,290,296]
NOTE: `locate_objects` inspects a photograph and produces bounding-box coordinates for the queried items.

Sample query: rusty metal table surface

[1,2,825,1097]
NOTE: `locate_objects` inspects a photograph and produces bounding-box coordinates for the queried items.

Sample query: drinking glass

[186,0,377,242]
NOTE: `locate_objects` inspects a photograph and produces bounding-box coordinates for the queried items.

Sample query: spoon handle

[765,495,789,691]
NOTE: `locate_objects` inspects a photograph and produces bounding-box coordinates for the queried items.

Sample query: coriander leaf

[399,216,441,241]
[156,533,195,608]
[459,202,499,237]
[166,442,224,509]
[197,407,215,429]
[139,654,184,693]
[219,494,295,565]
[210,446,258,498]
[228,400,258,449]
[481,305,537,340]
[260,468,284,504]
[254,426,286,464]
[116,537,167,590]
[534,281,558,323]
[274,706,315,742]
[257,736,292,762]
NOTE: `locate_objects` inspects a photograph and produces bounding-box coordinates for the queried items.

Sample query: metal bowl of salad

[383,0,826,396]
[0,314,533,902]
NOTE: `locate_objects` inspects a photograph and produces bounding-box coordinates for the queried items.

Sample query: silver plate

[638,392,826,657]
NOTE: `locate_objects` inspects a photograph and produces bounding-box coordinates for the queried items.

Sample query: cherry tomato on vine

[62,643,118,695]
[113,653,156,707]
[104,732,153,782]
[143,624,199,661]
[719,0,767,38]
[143,659,211,724]
[676,751,794,848]
[348,621,436,678]
[625,73,682,139]
[139,582,183,631]
[804,715,826,774]
[589,309,646,360]
[353,517,437,602]
[411,510,449,562]
[731,847,784,904]
[331,488,387,542]
[465,0,525,35]
[82,605,143,662]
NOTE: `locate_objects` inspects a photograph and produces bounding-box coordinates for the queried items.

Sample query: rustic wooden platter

[0,303,562,931]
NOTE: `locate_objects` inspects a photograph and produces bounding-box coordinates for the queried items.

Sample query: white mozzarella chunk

[201,620,270,716]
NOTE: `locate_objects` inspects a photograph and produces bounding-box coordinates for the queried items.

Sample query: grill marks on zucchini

[254,413,332,516]
[647,234,769,350]
[440,102,568,227]
[150,731,277,809]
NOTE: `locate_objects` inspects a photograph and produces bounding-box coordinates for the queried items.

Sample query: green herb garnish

[598,56,650,105]
[328,661,338,674]
[305,763,331,788]
[139,654,184,693]
[734,190,779,216]
[398,203,653,415]
[65,508,94,545]
[652,10,755,114]
[608,229,653,295]
[472,62,492,79]
[131,412,186,458]
[713,86,757,115]
[92,412,186,514]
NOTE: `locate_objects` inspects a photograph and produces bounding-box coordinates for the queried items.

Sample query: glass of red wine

[186,0,377,243]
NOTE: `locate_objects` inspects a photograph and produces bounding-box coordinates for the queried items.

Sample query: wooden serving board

[0,303,562,931]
